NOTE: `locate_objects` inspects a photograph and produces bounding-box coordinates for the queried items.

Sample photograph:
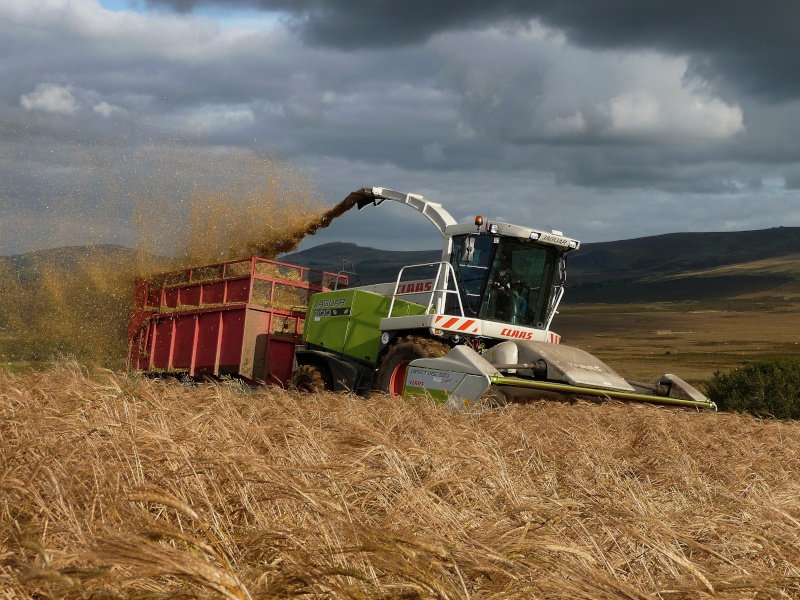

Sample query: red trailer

[128,257,345,385]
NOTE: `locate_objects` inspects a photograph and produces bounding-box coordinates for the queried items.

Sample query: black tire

[289,364,333,393]
[375,336,450,397]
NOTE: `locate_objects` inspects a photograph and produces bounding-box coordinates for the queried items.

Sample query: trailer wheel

[290,365,332,393]
[375,336,450,397]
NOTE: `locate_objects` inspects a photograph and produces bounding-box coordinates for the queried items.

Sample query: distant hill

[283,242,440,286]
[565,227,800,304]
[0,244,146,284]
[2,227,798,306]
[284,228,800,304]
[567,227,800,280]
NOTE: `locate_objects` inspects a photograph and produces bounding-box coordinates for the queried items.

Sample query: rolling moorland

[2,228,800,597]
[282,226,800,304]
[284,226,800,381]
[1,226,798,380]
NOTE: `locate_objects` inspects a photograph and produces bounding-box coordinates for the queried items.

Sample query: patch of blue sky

[99,0,137,11]
[98,0,284,31]
[196,6,285,30]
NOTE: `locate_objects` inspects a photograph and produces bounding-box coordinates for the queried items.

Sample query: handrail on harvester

[387,261,465,318]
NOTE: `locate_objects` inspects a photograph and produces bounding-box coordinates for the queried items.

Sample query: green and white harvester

[292,187,715,410]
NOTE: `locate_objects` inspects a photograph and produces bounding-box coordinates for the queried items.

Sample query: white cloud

[437,32,745,145]
[93,101,125,117]
[604,88,744,142]
[607,91,661,132]
[561,51,746,143]
[20,83,77,114]
[455,120,476,139]
[0,0,250,63]
[545,111,587,137]
[172,104,256,133]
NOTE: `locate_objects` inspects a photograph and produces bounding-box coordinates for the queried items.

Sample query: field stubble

[2,362,800,598]
[556,302,800,383]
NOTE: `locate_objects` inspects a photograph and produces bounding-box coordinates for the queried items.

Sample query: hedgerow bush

[706,358,800,419]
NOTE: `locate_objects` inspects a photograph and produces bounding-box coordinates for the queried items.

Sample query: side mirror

[460,236,475,262]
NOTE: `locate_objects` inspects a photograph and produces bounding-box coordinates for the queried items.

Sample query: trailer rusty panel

[226,279,251,303]
[152,318,175,370]
[180,286,201,307]
[172,315,196,370]
[220,310,246,373]
[202,281,225,305]
[266,337,297,384]
[234,309,295,384]
[164,288,180,309]
[195,312,222,374]
[240,309,268,382]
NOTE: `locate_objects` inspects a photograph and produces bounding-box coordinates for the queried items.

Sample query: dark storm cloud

[3,0,798,254]
[144,0,800,101]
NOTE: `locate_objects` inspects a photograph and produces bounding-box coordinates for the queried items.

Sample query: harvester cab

[295,187,715,411]
[338,187,578,343]
[446,220,573,333]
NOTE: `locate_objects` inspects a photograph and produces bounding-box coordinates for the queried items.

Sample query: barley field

[2,362,799,599]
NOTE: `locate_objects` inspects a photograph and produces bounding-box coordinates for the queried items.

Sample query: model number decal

[315,298,347,308]
[539,233,567,245]
[406,367,459,391]
[313,307,351,320]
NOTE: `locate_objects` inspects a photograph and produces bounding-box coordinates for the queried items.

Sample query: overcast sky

[1,0,799,255]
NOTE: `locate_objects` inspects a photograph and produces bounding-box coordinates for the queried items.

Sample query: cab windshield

[451,235,561,328]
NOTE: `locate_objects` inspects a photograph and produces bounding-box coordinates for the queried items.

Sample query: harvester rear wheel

[375,336,450,397]
[290,365,332,393]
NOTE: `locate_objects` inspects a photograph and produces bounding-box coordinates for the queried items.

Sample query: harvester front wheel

[290,365,332,393]
[375,336,450,397]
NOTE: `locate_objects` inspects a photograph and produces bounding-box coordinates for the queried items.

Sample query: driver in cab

[491,252,527,324]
